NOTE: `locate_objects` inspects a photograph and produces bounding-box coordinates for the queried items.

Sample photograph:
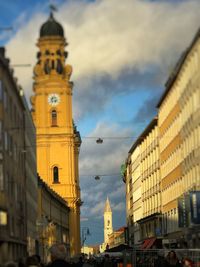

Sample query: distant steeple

[104,197,113,244]
[104,197,112,212]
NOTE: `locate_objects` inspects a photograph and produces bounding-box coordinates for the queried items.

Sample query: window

[51,110,57,126]
[13,143,17,160]
[9,97,13,120]
[0,121,2,159]
[53,166,59,183]
[0,80,2,100]
[0,164,3,190]
[9,135,13,157]
[10,215,14,236]
[52,60,55,69]
[3,90,7,110]
[4,131,8,151]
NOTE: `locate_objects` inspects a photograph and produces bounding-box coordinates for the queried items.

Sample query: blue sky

[2,0,200,246]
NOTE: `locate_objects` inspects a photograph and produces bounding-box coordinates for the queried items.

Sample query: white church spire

[104,197,113,244]
[104,197,112,212]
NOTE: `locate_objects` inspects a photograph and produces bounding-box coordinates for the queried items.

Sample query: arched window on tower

[51,109,57,126]
[53,166,59,183]
[52,60,55,69]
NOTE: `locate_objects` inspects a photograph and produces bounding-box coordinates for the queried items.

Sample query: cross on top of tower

[49,3,58,14]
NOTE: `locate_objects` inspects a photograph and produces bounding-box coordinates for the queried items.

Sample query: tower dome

[40,12,64,37]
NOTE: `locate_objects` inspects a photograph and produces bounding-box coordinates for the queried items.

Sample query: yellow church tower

[31,13,82,256]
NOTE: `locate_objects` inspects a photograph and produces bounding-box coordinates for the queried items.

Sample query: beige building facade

[180,37,200,248]
[157,28,200,248]
[107,226,126,249]
[139,118,162,248]
[125,142,142,247]
[125,118,162,248]
[81,246,94,257]
[124,23,200,250]
[157,73,182,245]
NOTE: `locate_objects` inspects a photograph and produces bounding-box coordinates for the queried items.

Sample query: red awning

[146,238,156,249]
[141,238,156,249]
[141,239,150,249]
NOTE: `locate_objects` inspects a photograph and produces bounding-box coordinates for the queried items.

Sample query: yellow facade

[158,79,182,234]
[31,14,81,256]
[107,227,126,249]
[141,119,160,218]
[125,28,200,248]
[179,39,200,193]
[125,118,162,247]
[157,30,200,243]
[81,246,94,256]
[125,143,142,246]
[139,118,162,245]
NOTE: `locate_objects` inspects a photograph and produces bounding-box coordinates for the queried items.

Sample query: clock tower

[31,13,81,256]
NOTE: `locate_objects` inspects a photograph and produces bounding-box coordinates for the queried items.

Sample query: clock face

[48,93,60,106]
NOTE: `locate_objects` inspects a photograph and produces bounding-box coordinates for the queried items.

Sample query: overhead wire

[80,173,121,177]
[4,126,173,141]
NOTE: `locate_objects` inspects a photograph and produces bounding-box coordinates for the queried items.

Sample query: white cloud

[80,217,89,222]
[79,122,129,221]
[66,0,200,79]
[80,121,132,175]
[84,190,104,203]
[90,201,105,216]
[113,202,126,212]
[5,0,200,118]
[6,12,45,101]
[109,184,125,200]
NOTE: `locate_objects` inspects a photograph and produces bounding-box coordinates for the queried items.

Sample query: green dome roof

[40,13,64,37]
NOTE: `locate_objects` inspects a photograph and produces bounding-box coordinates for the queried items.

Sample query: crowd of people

[136,250,197,267]
[2,244,73,267]
[164,251,194,267]
[1,246,198,267]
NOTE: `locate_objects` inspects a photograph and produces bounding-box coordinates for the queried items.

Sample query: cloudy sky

[2,0,200,245]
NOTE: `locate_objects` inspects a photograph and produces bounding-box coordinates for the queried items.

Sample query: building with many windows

[0,47,27,262]
[22,93,38,256]
[37,175,70,262]
[124,24,200,250]
[125,118,162,249]
[157,27,200,248]
[157,62,183,247]
[138,118,162,249]
[107,226,126,249]
[125,140,142,247]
